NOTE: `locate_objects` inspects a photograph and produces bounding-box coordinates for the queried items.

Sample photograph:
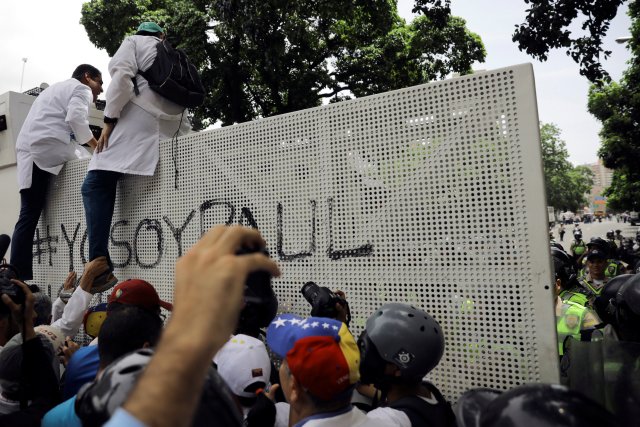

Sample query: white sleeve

[104,37,138,119]
[51,297,66,323]
[178,112,192,136]
[50,287,93,337]
[366,407,412,427]
[66,84,94,144]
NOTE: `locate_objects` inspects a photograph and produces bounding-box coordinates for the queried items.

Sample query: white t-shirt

[288,406,386,427]
[367,406,412,426]
[274,402,290,427]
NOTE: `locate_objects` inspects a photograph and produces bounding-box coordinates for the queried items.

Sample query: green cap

[137,22,164,33]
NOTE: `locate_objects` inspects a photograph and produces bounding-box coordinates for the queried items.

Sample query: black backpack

[134,39,205,108]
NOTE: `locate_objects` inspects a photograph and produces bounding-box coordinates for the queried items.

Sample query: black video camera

[0,234,27,312]
[236,246,278,334]
[0,264,25,311]
[300,281,350,326]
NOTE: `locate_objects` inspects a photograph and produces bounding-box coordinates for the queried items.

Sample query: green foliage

[540,123,594,211]
[587,0,640,210]
[512,0,626,83]
[80,0,485,128]
[603,171,640,211]
[415,0,627,83]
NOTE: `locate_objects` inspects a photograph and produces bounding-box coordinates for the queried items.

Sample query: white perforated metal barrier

[34,63,559,398]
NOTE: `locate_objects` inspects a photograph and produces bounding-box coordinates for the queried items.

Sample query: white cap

[213,334,271,398]
[34,325,65,355]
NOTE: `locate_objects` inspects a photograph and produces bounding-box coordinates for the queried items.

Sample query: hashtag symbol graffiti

[33,226,59,266]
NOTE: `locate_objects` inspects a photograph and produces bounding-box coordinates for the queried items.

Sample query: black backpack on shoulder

[135,39,205,108]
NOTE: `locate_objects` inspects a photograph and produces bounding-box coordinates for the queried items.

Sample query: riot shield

[563,333,640,424]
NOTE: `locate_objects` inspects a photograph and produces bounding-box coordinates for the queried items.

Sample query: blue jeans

[11,163,52,280]
[81,170,122,271]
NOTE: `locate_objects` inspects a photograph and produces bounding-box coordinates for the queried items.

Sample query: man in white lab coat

[81,22,190,287]
[11,64,103,281]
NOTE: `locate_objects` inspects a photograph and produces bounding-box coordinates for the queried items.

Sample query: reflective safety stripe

[559,290,588,307]
[573,241,586,255]
[556,301,587,356]
[578,277,604,298]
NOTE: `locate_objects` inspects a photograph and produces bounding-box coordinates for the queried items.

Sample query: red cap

[286,335,357,401]
[108,279,172,312]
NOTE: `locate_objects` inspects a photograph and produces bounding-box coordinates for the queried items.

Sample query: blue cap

[266,314,360,401]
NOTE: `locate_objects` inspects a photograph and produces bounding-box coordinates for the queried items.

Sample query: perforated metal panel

[34,63,559,398]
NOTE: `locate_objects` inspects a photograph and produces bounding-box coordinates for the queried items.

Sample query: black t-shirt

[388,382,456,427]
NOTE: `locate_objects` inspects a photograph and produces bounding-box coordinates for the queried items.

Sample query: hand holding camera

[301,281,351,326]
[0,278,36,341]
[0,264,25,308]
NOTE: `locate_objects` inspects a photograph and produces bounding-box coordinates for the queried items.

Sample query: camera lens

[300,282,320,305]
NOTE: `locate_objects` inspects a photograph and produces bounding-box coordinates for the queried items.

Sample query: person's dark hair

[98,305,162,369]
[136,30,163,37]
[236,382,265,408]
[33,291,52,326]
[71,64,101,81]
[107,300,162,317]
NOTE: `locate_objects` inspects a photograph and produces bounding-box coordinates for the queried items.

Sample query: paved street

[551,218,639,253]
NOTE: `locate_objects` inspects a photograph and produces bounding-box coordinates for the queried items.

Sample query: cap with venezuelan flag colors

[266,314,360,401]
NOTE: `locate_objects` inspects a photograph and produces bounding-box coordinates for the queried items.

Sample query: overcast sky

[0,0,633,165]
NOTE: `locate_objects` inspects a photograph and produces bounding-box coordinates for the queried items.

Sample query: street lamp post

[19,58,28,92]
[616,36,633,44]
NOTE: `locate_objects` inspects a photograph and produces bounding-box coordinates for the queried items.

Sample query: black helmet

[359,303,444,388]
[551,247,577,288]
[587,237,609,253]
[456,384,619,427]
[609,274,640,342]
[619,272,640,308]
[573,230,582,239]
[593,274,633,325]
[550,242,564,251]
[623,238,635,250]
[75,349,242,427]
[606,230,615,239]
[551,246,572,265]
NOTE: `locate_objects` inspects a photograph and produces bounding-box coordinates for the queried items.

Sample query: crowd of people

[0,224,637,427]
[3,18,639,427]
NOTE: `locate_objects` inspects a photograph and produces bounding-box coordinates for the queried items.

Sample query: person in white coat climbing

[11,64,103,281]
[81,22,191,291]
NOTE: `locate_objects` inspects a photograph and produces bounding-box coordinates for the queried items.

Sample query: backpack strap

[132,39,165,97]
[132,76,140,96]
